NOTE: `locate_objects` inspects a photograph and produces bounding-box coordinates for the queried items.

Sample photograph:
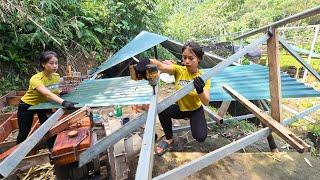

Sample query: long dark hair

[40,51,57,69]
[182,41,204,60]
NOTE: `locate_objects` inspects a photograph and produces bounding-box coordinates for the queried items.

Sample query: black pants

[17,101,56,149]
[159,104,207,142]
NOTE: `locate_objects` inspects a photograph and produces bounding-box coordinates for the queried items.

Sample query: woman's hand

[61,100,78,110]
[193,76,205,94]
[193,76,210,105]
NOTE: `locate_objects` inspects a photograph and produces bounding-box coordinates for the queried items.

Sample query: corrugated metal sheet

[94,31,168,75]
[209,64,320,101]
[93,31,226,75]
[31,64,320,109]
[30,77,153,109]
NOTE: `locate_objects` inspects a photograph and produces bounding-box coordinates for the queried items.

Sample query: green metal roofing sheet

[30,77,153,109]
[94,31,168,75]
[31,64,320,109]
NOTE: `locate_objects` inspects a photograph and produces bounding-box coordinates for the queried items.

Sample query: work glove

[193,76,205,94]
[61,100,77,110]
[135,58,150,79]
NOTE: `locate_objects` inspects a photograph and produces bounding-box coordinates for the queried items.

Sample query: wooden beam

[217,101,231,124]
[203,105,222,124]
[223,85,310,153]
[279,37,320,82]
[46,106,91,139]
[0,91,14,108]
[0,114,14,142]
[235,6,320,39]
[0,108,65,178]
[6,96,22,106]
[267,27,282,122]
[79,33,270,167]
[135,86,159,180]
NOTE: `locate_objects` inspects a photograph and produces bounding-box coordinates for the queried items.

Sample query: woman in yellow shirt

[17,51,76,148]
[136,41,211,155]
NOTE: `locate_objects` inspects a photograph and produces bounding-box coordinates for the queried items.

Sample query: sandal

[155,140,173,156]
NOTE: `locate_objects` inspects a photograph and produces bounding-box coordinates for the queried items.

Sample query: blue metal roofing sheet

[30,77,153,109]
[94,31,168,74]
[209,64,320,101]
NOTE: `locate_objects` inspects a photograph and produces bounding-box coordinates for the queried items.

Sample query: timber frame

[80,5,320,180]
[0,5,320,180]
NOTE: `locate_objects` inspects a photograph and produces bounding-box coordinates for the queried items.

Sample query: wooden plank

[135,86,158,180]
[0,141,16,151]
[0,108,65,178]
[15,91,26,96]
[279,37,320,82]
[235,6,320,39]
[28,120,40,137]
[0,145,18,161]
[267,27,282,122]
[46,106,91,139]
[217,101,231,124]
[0,91,14,108]
[0,112,14,125]
[203,105,222,124]
[6,96,22,106]
[0,115,14,142]
[223,85,310,153]
[79,33,270,167]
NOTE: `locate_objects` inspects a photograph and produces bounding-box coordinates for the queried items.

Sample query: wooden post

[267,27,282,122]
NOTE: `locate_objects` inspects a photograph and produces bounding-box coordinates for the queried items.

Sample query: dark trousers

[17,101,56,149]
[159,104,207,142]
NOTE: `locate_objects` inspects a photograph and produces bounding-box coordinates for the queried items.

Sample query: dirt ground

[126,81,320,179]
[153,152,320,180]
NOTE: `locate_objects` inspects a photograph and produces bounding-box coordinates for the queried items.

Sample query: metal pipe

[235,6,320,39]
[0,108,65,178]
[135,86,159,180]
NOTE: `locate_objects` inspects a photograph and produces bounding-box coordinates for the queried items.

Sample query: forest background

[0,0,319,95]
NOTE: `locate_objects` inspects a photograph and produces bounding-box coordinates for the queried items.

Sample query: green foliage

[227,120,257,133]
[241,58,250,65]
[155,0,320,43]
[307,122,320,136]
[0,0,157,92]
[0,72,27,96]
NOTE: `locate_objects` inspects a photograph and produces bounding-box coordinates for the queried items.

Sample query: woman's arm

[198,90,210,105]
[149,59,174,75]
[36,85,64,104]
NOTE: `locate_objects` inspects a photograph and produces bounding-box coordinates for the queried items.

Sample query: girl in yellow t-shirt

[136,41,211,155]
[17,51,77,148]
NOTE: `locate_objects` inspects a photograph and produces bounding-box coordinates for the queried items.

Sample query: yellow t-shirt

[21,72,60,106]
[172,64,211,111]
